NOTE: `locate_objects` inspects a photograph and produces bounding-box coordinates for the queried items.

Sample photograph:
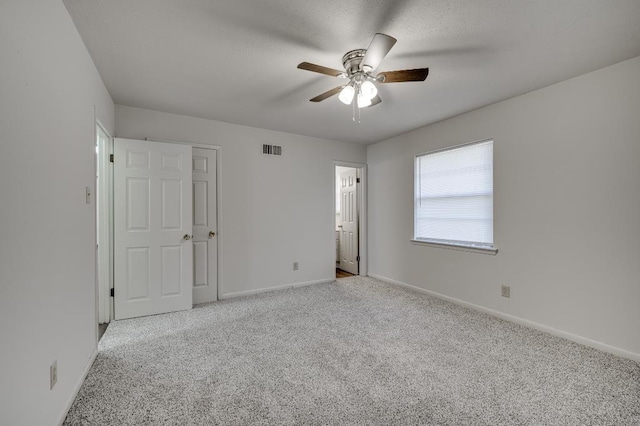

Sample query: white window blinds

[415,140,493,248]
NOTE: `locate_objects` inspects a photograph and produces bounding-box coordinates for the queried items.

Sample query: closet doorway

[96,138,220,322]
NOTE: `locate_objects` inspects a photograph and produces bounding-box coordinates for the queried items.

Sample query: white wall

[115,106,365,297]
[0,1,115,425]
[367,56,640,359]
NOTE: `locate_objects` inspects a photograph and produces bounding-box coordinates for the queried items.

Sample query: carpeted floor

[65,277,640,425]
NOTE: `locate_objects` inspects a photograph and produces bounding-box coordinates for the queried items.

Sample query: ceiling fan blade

[297,62,345,77]
[310,86,345,102]
[378,68,429,83]
[361,33,397,72]
[365,95,382,108]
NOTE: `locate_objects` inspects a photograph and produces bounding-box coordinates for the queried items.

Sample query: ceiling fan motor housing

[342,49,369,77]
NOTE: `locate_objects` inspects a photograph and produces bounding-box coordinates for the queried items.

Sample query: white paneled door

[114,138,193,320]
[192,148,218,304]
[339,169,359,275]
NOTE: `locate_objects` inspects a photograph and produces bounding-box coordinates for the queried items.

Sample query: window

[413,139,496,254]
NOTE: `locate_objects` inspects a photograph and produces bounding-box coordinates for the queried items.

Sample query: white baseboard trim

[57,348,98,426]
[220,278,335,300]
[368,273,640,363]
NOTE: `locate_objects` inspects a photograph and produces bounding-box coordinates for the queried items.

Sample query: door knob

[208,231,216,238]
[183,234,193,240]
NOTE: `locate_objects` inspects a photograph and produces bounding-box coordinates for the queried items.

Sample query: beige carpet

[65,276,640,425]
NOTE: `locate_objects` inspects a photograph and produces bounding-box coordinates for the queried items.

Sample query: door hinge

[356,255,360,262]
[356,178,360,183]
[110,288,114,297]
[109,154,114,163]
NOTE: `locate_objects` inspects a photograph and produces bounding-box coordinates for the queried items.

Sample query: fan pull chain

[352,86,357,122]
[353,86,361,124]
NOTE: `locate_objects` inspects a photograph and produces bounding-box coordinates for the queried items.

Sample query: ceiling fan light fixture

[357,93,372,108]
[338,85,355,105]
[360,80,378,100]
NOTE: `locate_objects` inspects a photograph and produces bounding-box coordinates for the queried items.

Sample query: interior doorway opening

[96,121,113,336]
[334,163,366,279]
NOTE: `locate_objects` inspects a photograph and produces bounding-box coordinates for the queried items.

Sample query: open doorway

[334,163,366,279]
[96,121,113,340]
[96,135,221,325]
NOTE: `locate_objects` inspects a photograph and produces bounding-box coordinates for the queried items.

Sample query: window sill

[411,239,498,255]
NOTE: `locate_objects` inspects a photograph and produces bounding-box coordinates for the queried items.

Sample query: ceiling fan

[297,33,429,120]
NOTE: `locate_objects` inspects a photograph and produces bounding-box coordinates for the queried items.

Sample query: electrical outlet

[293,262,299,271]
[501,285,510,298]
[50,360,57,389]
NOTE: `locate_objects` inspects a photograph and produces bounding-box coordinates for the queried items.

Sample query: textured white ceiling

[63,0,640,144]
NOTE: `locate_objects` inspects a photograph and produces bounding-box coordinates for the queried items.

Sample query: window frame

[412,138,498,255]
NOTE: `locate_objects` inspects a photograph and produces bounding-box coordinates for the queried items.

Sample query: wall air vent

[262,144,283,156]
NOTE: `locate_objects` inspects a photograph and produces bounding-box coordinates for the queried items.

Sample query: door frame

[96,119,113,325]
[142,137,222,301]
[333,161,367,278]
